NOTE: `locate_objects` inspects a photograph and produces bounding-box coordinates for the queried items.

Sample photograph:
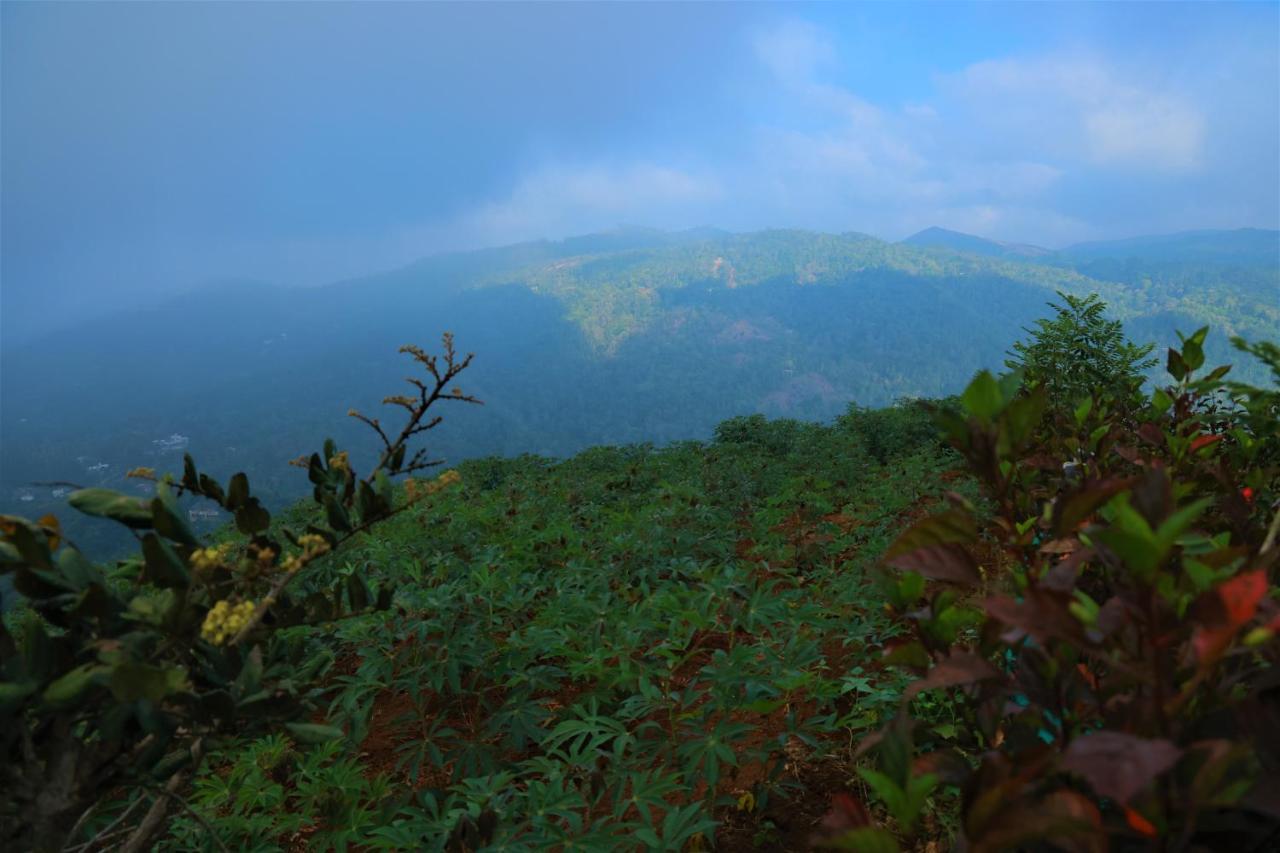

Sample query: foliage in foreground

[0,335,479,851]
[828,325,1280,851]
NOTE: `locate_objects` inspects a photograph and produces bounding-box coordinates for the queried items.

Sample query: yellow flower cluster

[328,451,351,473]
[191,543,234,572]
[126,466,157,480]
[251,543,277,569]
[280,534,331,574]
[201,599,256,645]
[404,468,462,502]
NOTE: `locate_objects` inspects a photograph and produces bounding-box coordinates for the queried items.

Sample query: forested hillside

[2,227,1276,559]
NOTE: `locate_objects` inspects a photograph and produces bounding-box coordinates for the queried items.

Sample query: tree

[1006,291,1157,408]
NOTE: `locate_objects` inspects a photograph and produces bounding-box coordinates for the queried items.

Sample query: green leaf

[234,499,271,535]
[56,546,104,590]
[1073,397,1093,426]
[323,495,352,533]
[356,480,383,525]
[961,371,1005,421]
[1002,390,1047,450]
[0,681,38,714]
[69,488,152,529]
[43,663,106,708]
[233,646,263,698]
[347,573,370,611]
[182,454,200,490]
[858,768,908,825]
[197,473,225,504]
[226,473,250,510]
[141,534,189,588]
[127,588,178,626]
[286,722,345,744]
[109,663,190,703]
[1154,497,1214,555]
[152,483,198,546]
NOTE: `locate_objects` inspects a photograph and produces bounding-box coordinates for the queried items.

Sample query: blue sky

[3,2,1277,340]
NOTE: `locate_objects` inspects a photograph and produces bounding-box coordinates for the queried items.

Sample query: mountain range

[2,225,1276,556]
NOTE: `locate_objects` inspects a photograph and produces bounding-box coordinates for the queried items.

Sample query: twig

[62,793,149,853]
[118,740,204,853]
[62,796,104,851]
[145,784,231,853]
[1261,503,1280,555]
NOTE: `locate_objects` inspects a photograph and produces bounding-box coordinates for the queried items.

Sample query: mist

[3,1,1277,345]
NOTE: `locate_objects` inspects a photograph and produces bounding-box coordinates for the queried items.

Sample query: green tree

[1005,291,1157,407]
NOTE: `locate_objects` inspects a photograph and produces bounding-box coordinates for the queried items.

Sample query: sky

[3,1,1278,343]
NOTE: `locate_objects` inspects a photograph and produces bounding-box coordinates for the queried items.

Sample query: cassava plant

[821,310,1279,851]
[0,333,479,852]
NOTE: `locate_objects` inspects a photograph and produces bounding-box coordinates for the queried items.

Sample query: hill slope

[2,227,1276,555]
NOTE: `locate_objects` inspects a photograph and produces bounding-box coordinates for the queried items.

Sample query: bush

[1006,291,1158,410]
[821,319,1279,851]
[0,334,478,852]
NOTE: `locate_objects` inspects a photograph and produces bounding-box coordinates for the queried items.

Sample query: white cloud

[752,19,836,82]
[943,55,1206,171]
[397,163,723,253]
[410,23,1229,254]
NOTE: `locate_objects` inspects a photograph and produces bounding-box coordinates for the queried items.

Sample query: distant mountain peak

[901,227,1052,260]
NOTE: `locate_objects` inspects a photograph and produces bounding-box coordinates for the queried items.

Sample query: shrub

[0,334,479,852]
[1006,291,1158,411]
[822,320,1279,851]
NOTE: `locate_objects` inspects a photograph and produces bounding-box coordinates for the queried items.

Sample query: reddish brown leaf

[1113,444,1146,465]
[913,748,972,786]
[1038,538,1079,555]
[1061,732,1182,804]
[1052,478,1136,538]
[819,792,872,833]
[905,651,1002,700]
[1124,805,1158,837]
[887,544,980,585]
[986,589,1085,644]
[1041,547,1095,593]
[883,509,976,561]
[1193,570,1269,663]
[1190,433,1223,452]
[969,790,1104,853]
[1220,570,1266,627]
[1137,422,1165,447]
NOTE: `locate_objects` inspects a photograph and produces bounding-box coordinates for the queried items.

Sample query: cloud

[737,21,1078,242]
[402,163,724,251]
[752,19,836,82]
[943,55,1206,171]
[400,16,1266,260]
